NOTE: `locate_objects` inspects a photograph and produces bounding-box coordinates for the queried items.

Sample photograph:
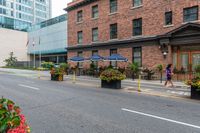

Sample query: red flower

[7,104,14,111]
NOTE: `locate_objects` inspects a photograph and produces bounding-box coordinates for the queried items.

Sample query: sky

[52,0,72,17]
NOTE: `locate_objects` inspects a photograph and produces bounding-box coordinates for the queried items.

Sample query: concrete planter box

[191,86,200,100]
[51,74,63,81]
[101,80,121,89]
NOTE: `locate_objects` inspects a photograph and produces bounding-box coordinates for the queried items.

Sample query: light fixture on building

[159,38,170,59]
[163,51,168,59]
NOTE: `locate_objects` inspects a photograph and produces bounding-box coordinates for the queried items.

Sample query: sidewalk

[67,75,191,98]
[0,68,191,100]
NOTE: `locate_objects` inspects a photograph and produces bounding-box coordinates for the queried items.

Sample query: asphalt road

[0,73,200,133]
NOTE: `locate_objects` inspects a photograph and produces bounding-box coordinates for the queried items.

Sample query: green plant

[173,67,179,74]
[129,62,140,79]
[87,63,98,76]
[41,62,54,70]
[156,64,163,83]
[4,52,17,67]
[185,76,200,90]
[60,63,69,74]
[50,67,64,75]
[0,97,30,133]
[100,69,126,82]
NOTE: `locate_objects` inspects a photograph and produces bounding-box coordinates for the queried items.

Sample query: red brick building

[65,0,200,72]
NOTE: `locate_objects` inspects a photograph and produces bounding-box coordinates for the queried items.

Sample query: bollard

[138,75,141,92]
[73,70,76,83]
[38,68,41,79]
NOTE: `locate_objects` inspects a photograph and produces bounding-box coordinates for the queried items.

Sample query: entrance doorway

[173,46,200,72]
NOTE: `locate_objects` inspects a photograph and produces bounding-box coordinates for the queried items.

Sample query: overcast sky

[52,0,72,17]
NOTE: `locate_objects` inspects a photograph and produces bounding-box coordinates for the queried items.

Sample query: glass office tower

[0,0,51,31]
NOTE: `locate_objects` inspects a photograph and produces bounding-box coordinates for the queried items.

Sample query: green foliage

[194,64,200,74]
[50,67,64,75]
[107,65,113,69]
[87,63,97,76]
[60,63,69,70]
[60,63,69,74]
[100,69,126,82]
[0,97,30,132]
[129,62,139,73]
[41,62,54,70]
[4,52,17,67]
[173,67,179,74]
[156,64,163,72]
[185,76,200,90]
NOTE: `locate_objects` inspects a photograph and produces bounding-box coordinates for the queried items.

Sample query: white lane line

[122,108,200,129]
[18,84,40,91]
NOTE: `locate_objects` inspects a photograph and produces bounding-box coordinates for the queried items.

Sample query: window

[92,5,98,18]
[110,23,118,39]
[133,47,142,67]
[133,0,142,7]
[77,31,83,44]
[77,10,83,22]
[183,6,198,22]
[92,28,98,42]
[133,18,142,36]
[110,0,117,13]
[78,51,83,68]
[110,49,117,67]
[165,11,172,25]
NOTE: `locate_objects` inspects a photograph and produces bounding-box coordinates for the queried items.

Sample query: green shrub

[41,62,54,69]
[100,69,126,82]
[4,52,17,67]
[128,62,140,79]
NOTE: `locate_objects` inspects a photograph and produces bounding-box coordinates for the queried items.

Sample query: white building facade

[0,28,28,66]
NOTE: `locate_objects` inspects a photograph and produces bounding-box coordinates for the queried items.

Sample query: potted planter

[101,80,121,89]
[51,74,63,81]
[100,69,126,89]
[191,85,200,100]
[50,67,64,81]
[186,76,200,100]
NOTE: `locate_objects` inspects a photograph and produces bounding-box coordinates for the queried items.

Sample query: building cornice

[64,0,98,12]
[67,36,159,51]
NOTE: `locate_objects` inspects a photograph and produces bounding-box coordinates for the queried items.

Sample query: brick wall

[67,0,200,46]
[142,45,172,69]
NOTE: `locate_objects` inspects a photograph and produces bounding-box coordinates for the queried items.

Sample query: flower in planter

[185,76,200,90]
[100,69,126,82]
[50,67,64,75]
[0,97,30,133]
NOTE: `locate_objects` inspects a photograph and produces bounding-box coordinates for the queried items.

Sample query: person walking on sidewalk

[164,64,174,87]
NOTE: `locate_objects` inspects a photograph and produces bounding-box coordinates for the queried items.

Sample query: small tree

[156,64,163,83]
[129,62,140,80]
[4,52,17,67]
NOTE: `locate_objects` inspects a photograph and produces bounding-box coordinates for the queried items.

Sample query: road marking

[18,84,40,90]
[122,108,200,129]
